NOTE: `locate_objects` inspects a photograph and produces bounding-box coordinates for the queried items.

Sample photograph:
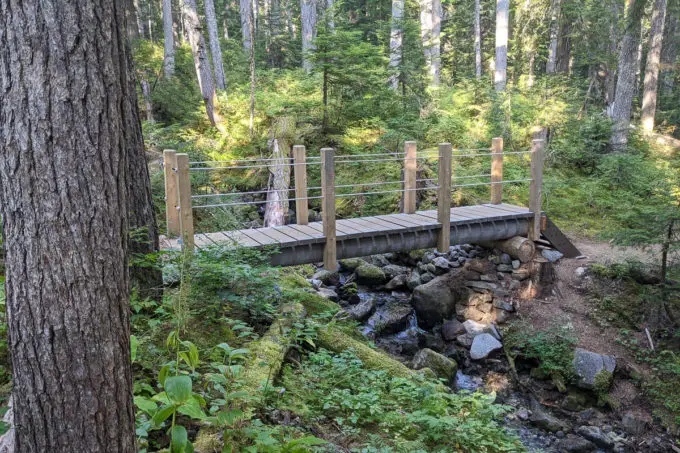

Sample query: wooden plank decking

[160,203,533,251]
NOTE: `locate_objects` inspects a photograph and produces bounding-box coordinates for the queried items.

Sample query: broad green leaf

[177,397,207,420]
[151,405,174,427]
[170,425,188,453]
[134,396,157,415]
[158,364,170,387]
[165,375,192,404]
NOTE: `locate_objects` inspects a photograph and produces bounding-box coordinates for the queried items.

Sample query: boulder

[366,302,413,335]
[367,254,391,267]
[377,328,421,356]
[411,348,458,382]
[493,299,514,312]
[442,319,466,341]
[463,320,500,339]
[470,333,502,360]
[382,264,411,279]
[385,274,408,290]
[556,434,596,452]
[317,288,339,301]
[407,271,422,290]
[542,249,564,262]
[339,258,367,271]
[456,333,474,347]
[313,269,339,286]
[420,272,434,283]
[620,411,651,436]
[573,349,616,389]
[432,256,451,273]
[355,264,387,285]
[497,264,513,272]
[530,400,569,433]
[466,281,499,292]
[575,426,615,450]
[411,275,457,328]
[456,304,488,322]
[345,296,376,321]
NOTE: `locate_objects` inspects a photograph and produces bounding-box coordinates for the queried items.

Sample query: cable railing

[162,137,546,268]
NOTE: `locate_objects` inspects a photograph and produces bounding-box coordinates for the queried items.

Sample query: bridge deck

[160,203,533,252]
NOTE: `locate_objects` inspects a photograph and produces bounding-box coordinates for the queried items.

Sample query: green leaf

[151,405,174,427]
[130,335,138,362]
[165,375,192,404]
[158,364,171,387]
[177,396,207,420]
[134,396,157,415]
[170,425,188,453]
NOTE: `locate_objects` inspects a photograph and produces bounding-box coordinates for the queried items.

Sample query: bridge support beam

[321,148,337,271]
[403,141,417,214]
[437,143,452,253]
[293,145,309,225]
[176,153,195,250]
[163,149,180,236]
[529,139,545,241]
[491,137,503,204]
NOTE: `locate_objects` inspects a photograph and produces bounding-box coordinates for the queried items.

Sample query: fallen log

[481,236,536,263]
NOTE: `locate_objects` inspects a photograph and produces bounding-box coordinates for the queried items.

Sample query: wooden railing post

[321,148,337,271]
[163,149,180,236]
[293,145,309,225]
[176,153,195,250]
[491,137,504,204]
[529,139,545,241]
[437,143,452,253]
[403,141,417,214]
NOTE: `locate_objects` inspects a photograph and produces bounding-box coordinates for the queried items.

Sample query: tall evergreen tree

[641,0,668,131]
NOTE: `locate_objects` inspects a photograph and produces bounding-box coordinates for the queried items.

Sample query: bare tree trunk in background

[527,50,536,88]
[241,0,254,53]
[183,0,219,126]
[634,26,644,97]
[141,79,155,122]
[163,0,176,78]
[0,1,137,451]
[475,0,482,79]
[419,0,441,86]
[555,18,571,73]
[388,0,405,89]
[223,0,230,39]
[127,0,141,40]
[326,0,336,31]
[264,118,295,226]
[641,0,668,131]
[134,0,145,36]
[605,2,622,108]
[495,0,509,91]
[206,0,228,90]
[546,0,560,73]
[301,0,317,73]
[249,5,256,135]
[661,10,678,95]
[147,0,155,42]
[609,0,644,152]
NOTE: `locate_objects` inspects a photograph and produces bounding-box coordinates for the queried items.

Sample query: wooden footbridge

[160,138,577,270]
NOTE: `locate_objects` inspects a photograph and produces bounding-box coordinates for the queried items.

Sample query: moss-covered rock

[411,348,458,382]
[355,264,386,285]
[339,258,367,271]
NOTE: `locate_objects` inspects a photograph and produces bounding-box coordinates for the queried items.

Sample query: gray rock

[367,254,391,267]
[576,426,615,450]
[516,408,530,421]
[382,264,411,278]
[385,274,408,290]
[422,252,435,264]
[442,319,466,341]
[512,259,521,269]
[355,264,387,285]
[463,320,500,339]
[496,264,514,272]
[317,288,339,301]
[377,328,421,356]
[309,278,322,290]
[465,281,499,291]
[470,333,502,360]
[412,348,458,381]
[421,272,434,283]
[407,271,422,290]
[313,269,339,285]
[530,400,569,433]
[575,267,587,278]
[432,256,450,271]
[456,333,474,347]
[346,296,376,321]
[542,249,564,262]
[493,299,514,312]
[426,263,437,274]
[573,349,616,389]
[620,411,651,436]
[557,434,596,452]
[411,275,457,328]
[366,302,413,335]
[500,253,512,265]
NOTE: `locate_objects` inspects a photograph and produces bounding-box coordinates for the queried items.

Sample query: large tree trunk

[641,0,668,132]
[474,0,482,79]
[0,1,136,451]
[206,0,228,90]
[546,0,560,73]
[419,0,441,86]
[495,0,509,91]
[388,0,405,89]
[183,0,219,126]
[609,0,643,152]
[661,11,678,95]
[163,0,176,78]
[240,0,253,52]
[301,0,317,73]
[249,5,257,136]
[264,142,292,226]
[326,0,336,32]
[555,15,571,73]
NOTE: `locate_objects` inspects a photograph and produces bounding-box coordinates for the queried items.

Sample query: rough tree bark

[388,0,405,89]
[264,118,295,226]
[223,0,230,39]
[420,0,442,86]
[0,1,137,451]
[661,10,678,95]
[249,4,256,136]
[609,0,643,152]
[495,0,509,91]
[546,0,560,73]
[475,0,482,79]
[555,16,571,73]
[205,0,228,90]
[183,0,219,126]
[240,0,254,53]
[641,0,668,132]
[301,0,318,73]
[163,0,176,78]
